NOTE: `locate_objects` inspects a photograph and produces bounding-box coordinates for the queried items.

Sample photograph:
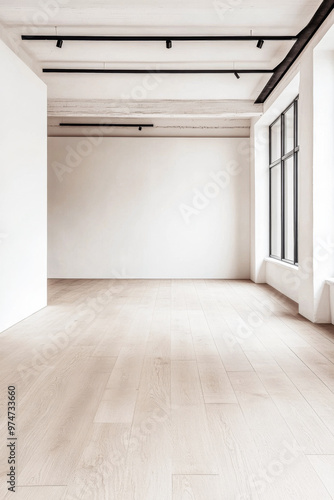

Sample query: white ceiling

[0,0,322,30]
[0,0,324,135]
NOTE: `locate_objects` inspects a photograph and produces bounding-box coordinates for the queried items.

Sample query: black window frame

[269,96,299,265]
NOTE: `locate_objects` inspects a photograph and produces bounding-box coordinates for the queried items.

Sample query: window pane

[284,156,294,262]
[270,119,281,163]
[270,164,281,258]
[284,105,294,154]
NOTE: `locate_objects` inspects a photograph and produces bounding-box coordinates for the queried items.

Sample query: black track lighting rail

[22,35,297,42]
[44,68,273,74]
[22,0,333,103]
[59,123,154,127]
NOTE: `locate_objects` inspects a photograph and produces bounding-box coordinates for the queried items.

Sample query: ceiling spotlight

[257,39,264,49]
[234,71,240,79]
[166,39,172,49]
[56,39,63,48]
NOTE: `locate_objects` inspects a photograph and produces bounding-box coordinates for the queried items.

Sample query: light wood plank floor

[1,279,334,499]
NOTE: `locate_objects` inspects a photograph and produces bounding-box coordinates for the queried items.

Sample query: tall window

[269,97,299,265]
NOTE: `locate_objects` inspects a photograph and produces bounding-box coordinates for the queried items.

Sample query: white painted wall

[0,40,47,333]
[265,258,299,303]
[312,48,334,322]
[250,74,300,295]
[250,12,334,322]
[48,137,250,279]
[297,50,315,321]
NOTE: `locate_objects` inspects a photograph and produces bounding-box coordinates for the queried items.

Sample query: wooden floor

[1,279,334,499]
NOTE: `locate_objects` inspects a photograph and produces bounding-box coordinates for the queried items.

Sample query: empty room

[1,0,334,499]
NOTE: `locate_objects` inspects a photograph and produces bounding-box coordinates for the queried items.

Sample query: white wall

[0,40,47,333]
[250,12,334,321]
[312,48,334,322]
[265,259,299,303]
[250,74,300,296]
[48,137,250,279]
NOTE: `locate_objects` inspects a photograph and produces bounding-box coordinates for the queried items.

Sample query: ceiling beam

[256,0,334,103]
[48,99,263,119]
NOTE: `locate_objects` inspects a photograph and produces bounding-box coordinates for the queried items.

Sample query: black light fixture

[166,39,172,49]
[44,68,273,74]
[56,39,63,48]
[59,123,154,128]
[20,0,333,106]
[138,126,142,131]
[22,35,297,42]
[234,71,240,79]
[257,39,264,49]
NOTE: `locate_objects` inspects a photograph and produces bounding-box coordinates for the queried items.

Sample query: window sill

[265,257,298,270]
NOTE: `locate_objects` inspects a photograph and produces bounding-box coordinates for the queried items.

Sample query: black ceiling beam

[59,123,154,127]
[22,35,297,42]
[44,68,273,74]
[256,0,334,103]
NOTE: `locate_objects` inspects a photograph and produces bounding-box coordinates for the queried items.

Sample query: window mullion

[295,98,299,265]
[281,114,285,261]
[294,152,298,265]
[269,167,272,257]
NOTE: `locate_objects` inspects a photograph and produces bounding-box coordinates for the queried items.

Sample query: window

[269,97,299,264]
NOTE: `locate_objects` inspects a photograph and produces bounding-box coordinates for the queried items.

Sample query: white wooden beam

[48,99,263,119]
